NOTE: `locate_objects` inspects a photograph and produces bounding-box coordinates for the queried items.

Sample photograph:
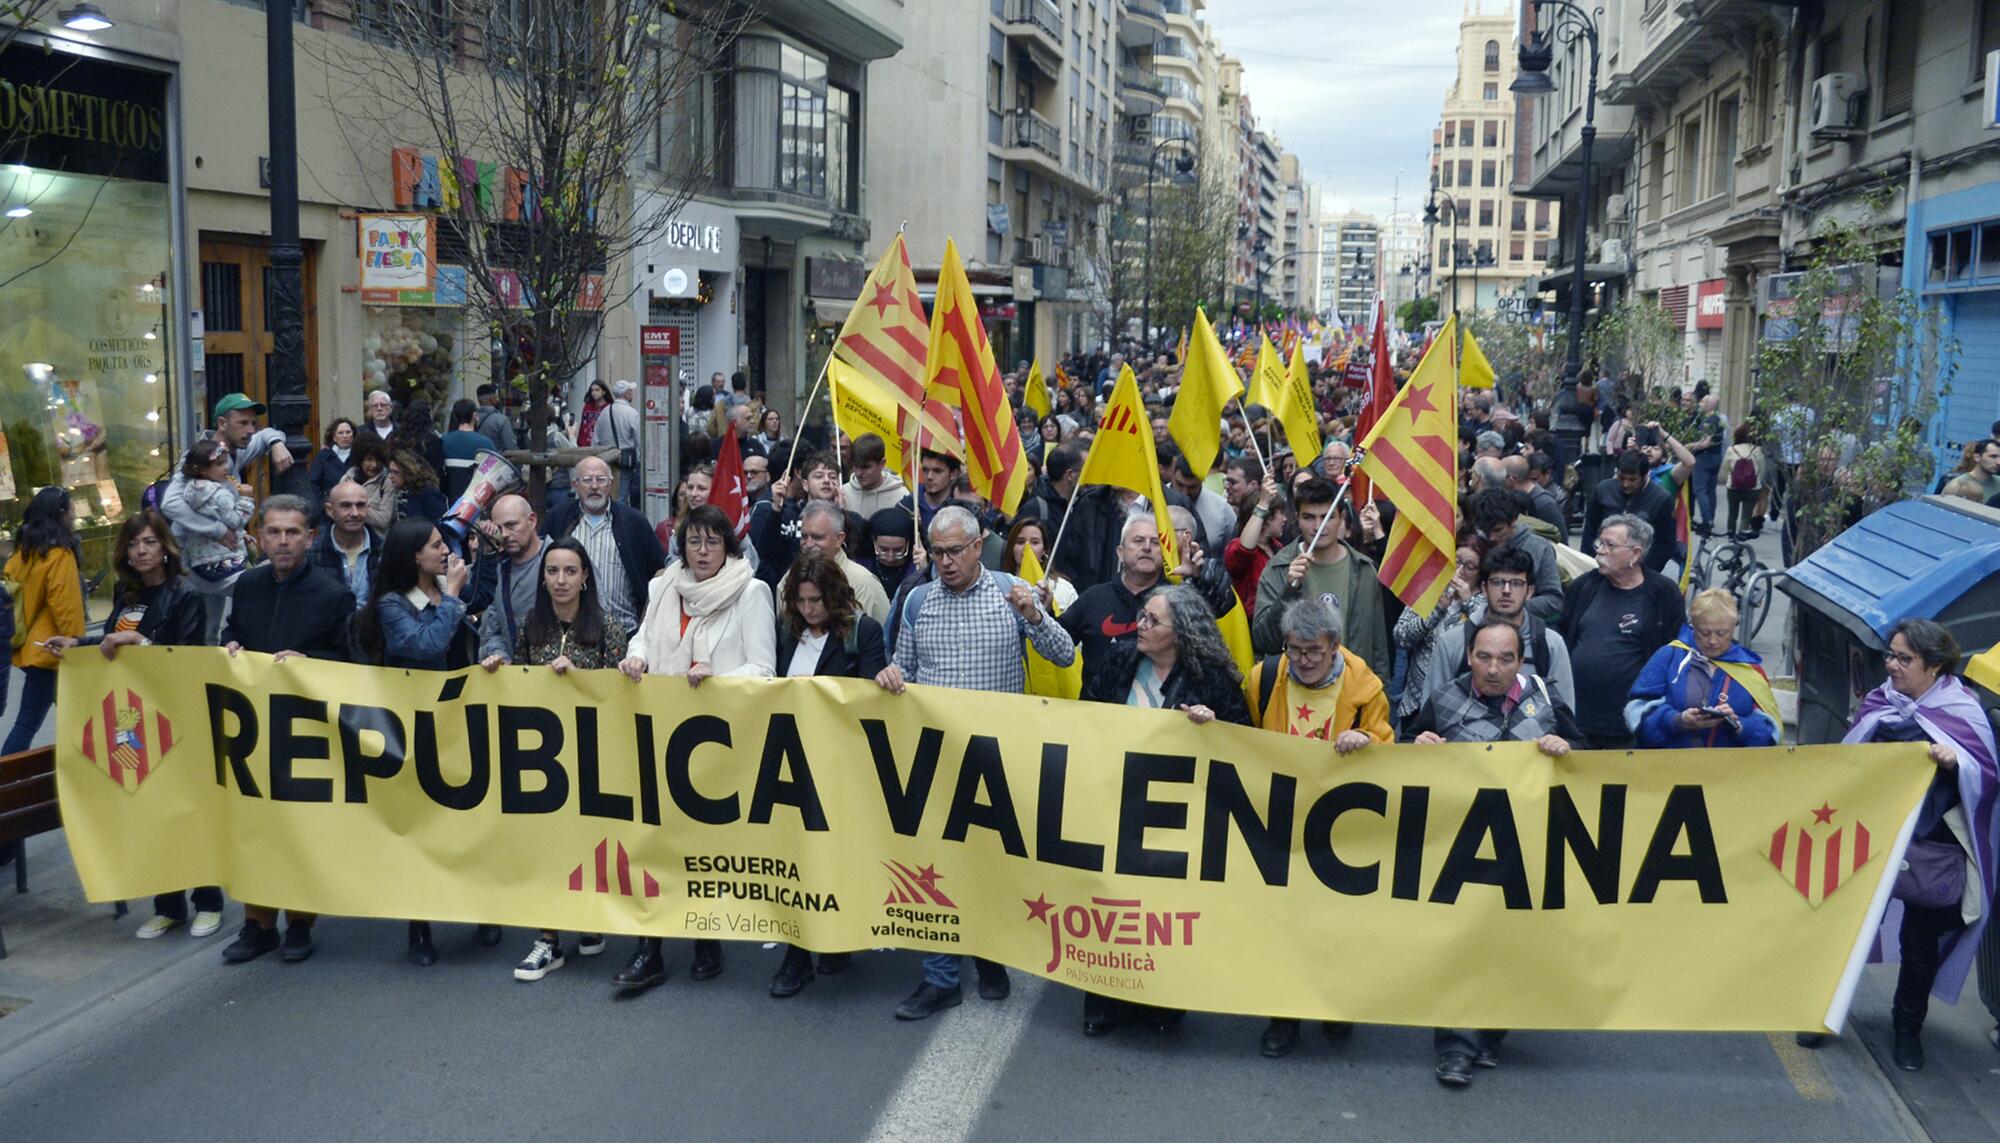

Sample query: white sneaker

[136,915,182,940]
[513,939,565,981]
[577,933,606,957]
[190,911,224,938]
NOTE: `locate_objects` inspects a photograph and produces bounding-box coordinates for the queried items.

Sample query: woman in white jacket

[612,503,774,994]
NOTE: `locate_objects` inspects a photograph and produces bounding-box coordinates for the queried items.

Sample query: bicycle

[1687,534,1772,643]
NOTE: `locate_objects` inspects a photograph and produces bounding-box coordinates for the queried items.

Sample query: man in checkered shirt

[874,504,1075,1020]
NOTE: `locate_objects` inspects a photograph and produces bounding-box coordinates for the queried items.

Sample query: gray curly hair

[1145,584,1240,688]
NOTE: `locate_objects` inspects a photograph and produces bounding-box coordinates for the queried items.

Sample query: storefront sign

[663,219,723,254]
[987,202,1011,236]
[806,257,867,300]
[361,264,467,307]
[358,214,435,291]
[392,147,542,222]
[1695,278,1727,330]
[0,46,169,183]
[640,326,680,357]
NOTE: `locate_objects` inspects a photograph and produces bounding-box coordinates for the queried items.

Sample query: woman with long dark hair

[575,380,613,447]
[354,518,494,962]
[389,397,446,480]
[1000,516,1075,611]
[4,487,85,753]
[45,509,216,938]
[766,551,886,998]
[612,503,775,991]
[388,450,447,525]
[492,537,628,982]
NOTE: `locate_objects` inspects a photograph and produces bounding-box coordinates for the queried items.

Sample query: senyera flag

[1356,315,1464,614]
[924,238,1029,515]
[832,232,960,459]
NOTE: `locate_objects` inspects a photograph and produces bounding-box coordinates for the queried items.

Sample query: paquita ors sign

[358,213,435,291]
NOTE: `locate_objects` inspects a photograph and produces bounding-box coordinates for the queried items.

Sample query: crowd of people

[3,339,1996,1089]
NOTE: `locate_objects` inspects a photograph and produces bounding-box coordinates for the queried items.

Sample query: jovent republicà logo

[1023,893,1200,975]
[79,689,175,793]
[569,839,661,898]
[1769,802,1876,908]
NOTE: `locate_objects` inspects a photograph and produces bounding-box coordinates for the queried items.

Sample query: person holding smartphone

[1625,588,1780,749]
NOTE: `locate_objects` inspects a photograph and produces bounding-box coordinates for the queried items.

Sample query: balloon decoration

[363,318,455,408]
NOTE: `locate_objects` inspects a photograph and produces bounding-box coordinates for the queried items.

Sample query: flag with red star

[924,238,1030,514]
[832,233,960,460]
[1357,315,1464,614]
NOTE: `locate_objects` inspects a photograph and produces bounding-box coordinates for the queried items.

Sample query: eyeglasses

[575,475,612,486]
[1486,576,1529,591]
[1594,540,1637,553]
[1283,641,1334,659]
[1135,612,1164,630]
[930,541,977,560]
[1886,651,1922,667]
[683,533,725,550]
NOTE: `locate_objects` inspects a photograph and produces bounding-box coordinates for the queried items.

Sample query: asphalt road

[0,903,1938,1143]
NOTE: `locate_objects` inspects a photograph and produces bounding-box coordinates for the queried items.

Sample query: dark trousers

[155,887,224,920]
[3,665,56,754]
[1893,901,1967,1031]
[1435,1028,1507,1057]
[1692,452,1722,526]
[1588,731,1635,751]
[1726,488,1760,534]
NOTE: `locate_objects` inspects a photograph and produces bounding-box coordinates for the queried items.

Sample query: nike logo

[1100,616,1138,638]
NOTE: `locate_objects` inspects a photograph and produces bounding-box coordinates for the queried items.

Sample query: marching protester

[1558,514,1684,750]
[219,495,355,965]
[307,480,382,612]
[767,551,888,998]
[1578,450,1680,574]
[1802,620,1997,1071]
[353,517,496,965]
[484,537,626,981]
[874,506,1076,1020]
[441,398,489,501]
[1465,489,1563,621]
[777,500,890,623]
[1251,477,1389,681]
[44,510,211,938]
[1391,542,1482,727]
[1059,515,1234,671]
[1405,618,1581,1088]
[389,398,447,484]
[1625,589,1779,749]
[1223,472,1290,615]
[4,488,86,755]
[362,388,397,442]
[475,494,549,663]
[1422,546,1574,715]
[660,464,714,559]
[865,506,924,607]
[750,450,845,585]
[545,455,665,633]
[1001,517,1076,611]
[1077,583,1248,1037]
[387,450,448,525]
[616,504,776,991]
[1245,595,1391,1058]
[309,417,358,508]
[841,434,907,520]
[474,383,517,452]
[159,439,254,641]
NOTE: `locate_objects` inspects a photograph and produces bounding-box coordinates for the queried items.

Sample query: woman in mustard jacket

[5,487,87,754]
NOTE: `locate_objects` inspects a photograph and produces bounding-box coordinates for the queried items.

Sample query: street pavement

[4,509,1998,1141]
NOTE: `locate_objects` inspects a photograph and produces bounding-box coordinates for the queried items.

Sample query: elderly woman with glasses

[1624,588,1781,749]
[1074,584,1249,1038]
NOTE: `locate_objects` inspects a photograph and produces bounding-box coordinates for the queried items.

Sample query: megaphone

[441,449,525,538]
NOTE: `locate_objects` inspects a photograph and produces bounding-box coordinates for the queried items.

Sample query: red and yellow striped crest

[832,233,960,459]
[78,689,175,794]
[1768,805,1877,908]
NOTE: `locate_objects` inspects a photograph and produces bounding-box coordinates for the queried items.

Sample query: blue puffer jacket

[1624,625,1779,749]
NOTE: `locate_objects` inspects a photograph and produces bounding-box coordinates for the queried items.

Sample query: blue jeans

[923,953,962,989]
[3,665,56,754]
[1693,451,1722,526]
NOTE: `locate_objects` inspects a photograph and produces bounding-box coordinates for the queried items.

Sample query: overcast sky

[1201,0,1511,221]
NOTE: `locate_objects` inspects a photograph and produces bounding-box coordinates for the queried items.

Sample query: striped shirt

[893,568,1075,694]
[576,510,635,628]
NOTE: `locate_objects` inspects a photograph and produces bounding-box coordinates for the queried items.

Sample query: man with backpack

[1420,546,1575,714]
[474,384,517,452]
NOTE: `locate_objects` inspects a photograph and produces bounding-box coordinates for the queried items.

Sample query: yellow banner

[57,650,1934,1031]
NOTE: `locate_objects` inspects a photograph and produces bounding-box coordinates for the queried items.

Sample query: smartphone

[1700,704,1741,730]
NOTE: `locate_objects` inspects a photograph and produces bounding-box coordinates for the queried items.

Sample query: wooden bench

[0,745,125,959]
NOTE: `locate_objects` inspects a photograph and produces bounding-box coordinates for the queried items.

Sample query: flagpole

[1038,481,1085,589]
[1303,453,1361,556]
[1231,396,1269,475]
[781,353,836,489]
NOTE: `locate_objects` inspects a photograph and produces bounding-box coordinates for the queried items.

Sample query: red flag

[711,424,751,540]
[1351,295,1397,503]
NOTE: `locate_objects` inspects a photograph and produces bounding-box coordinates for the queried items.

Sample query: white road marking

[865,974,1046,1143]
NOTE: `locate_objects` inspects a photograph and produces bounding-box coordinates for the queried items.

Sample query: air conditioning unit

[1605,192,1629,220]
[1810,73,1866,138]
[1601,237,1627,265]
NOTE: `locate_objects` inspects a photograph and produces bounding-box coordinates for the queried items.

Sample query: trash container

[1777,495,2000,744]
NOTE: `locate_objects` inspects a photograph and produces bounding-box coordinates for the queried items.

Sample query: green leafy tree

[1586,294,1683,409]
[1756,211,1955,559]
[1398,295,1438,330]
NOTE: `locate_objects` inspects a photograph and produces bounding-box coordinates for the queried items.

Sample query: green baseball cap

[213,392,266,419]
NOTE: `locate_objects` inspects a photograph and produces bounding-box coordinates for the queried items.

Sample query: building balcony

[1602,0,1774,106]
[1002,0,1065,67]
[1120,66,1167,113]
[1120,0,1166,47]
[1004,108,1061,161]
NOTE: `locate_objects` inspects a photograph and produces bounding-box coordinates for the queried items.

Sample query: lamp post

[1251,235,1269,326]
[1423,187,1460,323]
[1471,245,1496,314]
[1142,137,1196,349]
[263,0,310,498]
[1513,1,1601,461]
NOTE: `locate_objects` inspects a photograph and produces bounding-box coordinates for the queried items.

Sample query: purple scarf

[1844,675,1999,1003]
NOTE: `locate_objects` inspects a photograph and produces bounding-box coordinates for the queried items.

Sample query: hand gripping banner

[56,649,1937,1032]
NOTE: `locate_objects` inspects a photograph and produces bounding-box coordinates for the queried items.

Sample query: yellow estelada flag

[828,357,906,476]
[925,238,1032,514]
[1273,340,1322,463]
[1017,544,1080,700]
[1024,360,1052,420]
[1454,320,1497,389]
[1357,314,1463,615]
[1078,364,1181,577]
[1246,334,1285,411]
[1174,326,1189,365]
[1169,307,1245,478]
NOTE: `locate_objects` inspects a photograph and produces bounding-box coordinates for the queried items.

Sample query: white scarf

[642,555,756,675]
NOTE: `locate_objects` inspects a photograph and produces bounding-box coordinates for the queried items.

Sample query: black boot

[1083,993,1121,1037]
[690,938,724,980]
[769,945,814,998]
[1893,1025,1925,1071]
[613,937,667,991]
[407,921,437,967]
[476,924,503,947]
[1259,1018,1300,1058]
